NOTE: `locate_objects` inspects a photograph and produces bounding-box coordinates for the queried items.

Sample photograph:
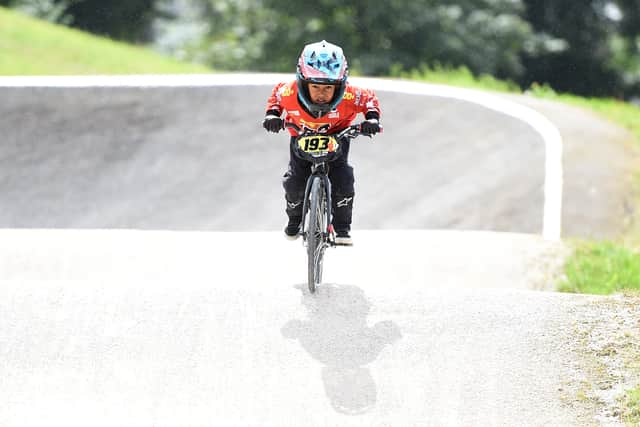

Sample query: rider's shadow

[281,283,402,415]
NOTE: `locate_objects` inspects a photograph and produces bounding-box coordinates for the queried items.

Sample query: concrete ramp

[0,229,583,426]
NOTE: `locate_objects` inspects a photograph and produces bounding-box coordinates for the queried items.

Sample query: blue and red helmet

[296,40,349,118]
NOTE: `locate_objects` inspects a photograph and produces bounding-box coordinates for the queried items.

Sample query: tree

[64,0,159,42]
[520,0,627,97]
[188,0,533,81]
[612,0,640,97]
[5,0,162,42]
[2,0,73,23]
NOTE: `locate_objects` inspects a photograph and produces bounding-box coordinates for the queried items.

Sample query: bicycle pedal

[334,237,353,246]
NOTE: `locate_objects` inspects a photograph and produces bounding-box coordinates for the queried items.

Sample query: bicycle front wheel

[306,177,327,293]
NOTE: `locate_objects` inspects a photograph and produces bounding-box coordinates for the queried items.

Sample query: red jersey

[265,81,382,136]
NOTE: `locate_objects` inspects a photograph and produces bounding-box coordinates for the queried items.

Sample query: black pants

[282,137,355,232]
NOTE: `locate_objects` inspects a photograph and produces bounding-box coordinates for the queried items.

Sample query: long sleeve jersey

[265,80,382,136]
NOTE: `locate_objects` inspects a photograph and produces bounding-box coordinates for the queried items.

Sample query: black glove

[360,118,380,135]
[263,115,284,133]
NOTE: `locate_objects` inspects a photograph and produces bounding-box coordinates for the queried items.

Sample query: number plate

[297,136,339,154]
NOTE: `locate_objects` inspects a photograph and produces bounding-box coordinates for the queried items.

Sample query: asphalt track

[0,74,634,425]
[0,229,580,426]
[0,75,546,234]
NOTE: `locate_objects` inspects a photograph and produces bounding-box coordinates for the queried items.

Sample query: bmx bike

[286,123,368,293]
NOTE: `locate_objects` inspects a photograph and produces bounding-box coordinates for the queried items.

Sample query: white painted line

[0,73,563,239]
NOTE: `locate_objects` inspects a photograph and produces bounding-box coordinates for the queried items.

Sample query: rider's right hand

[263,115,284,133]
[360,119,380,135]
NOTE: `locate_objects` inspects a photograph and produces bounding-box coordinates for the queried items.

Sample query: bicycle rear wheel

[306,177,327,293]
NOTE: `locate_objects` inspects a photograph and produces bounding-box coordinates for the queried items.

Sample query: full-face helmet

[296,40,349,118]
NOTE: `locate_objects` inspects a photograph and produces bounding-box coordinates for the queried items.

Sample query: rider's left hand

[263,115,284,133]
[360,119,380,135]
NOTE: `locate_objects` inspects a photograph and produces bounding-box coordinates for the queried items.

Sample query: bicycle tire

[306,177,327,293]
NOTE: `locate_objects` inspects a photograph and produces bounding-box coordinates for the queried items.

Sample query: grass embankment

[622,387,640,425]
[0,7,210,75]
[558,242,640,294]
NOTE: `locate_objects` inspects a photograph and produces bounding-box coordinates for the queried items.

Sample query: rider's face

[308,84,336,104]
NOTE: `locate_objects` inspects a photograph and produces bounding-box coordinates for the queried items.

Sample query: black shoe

[284,218,301,240]
[335,230,353,246]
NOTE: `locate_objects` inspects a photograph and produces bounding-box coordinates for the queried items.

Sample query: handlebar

[285,122,372,140]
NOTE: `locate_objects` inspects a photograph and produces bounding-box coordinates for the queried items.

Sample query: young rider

[262,40,382,246]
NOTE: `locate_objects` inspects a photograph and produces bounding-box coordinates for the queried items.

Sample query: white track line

[0,73,563,239]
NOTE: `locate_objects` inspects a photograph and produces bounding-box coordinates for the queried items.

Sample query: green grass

[559,241,640,294]
[0,7,211,75]
[622,386,640,425]
[390,63,520,93]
